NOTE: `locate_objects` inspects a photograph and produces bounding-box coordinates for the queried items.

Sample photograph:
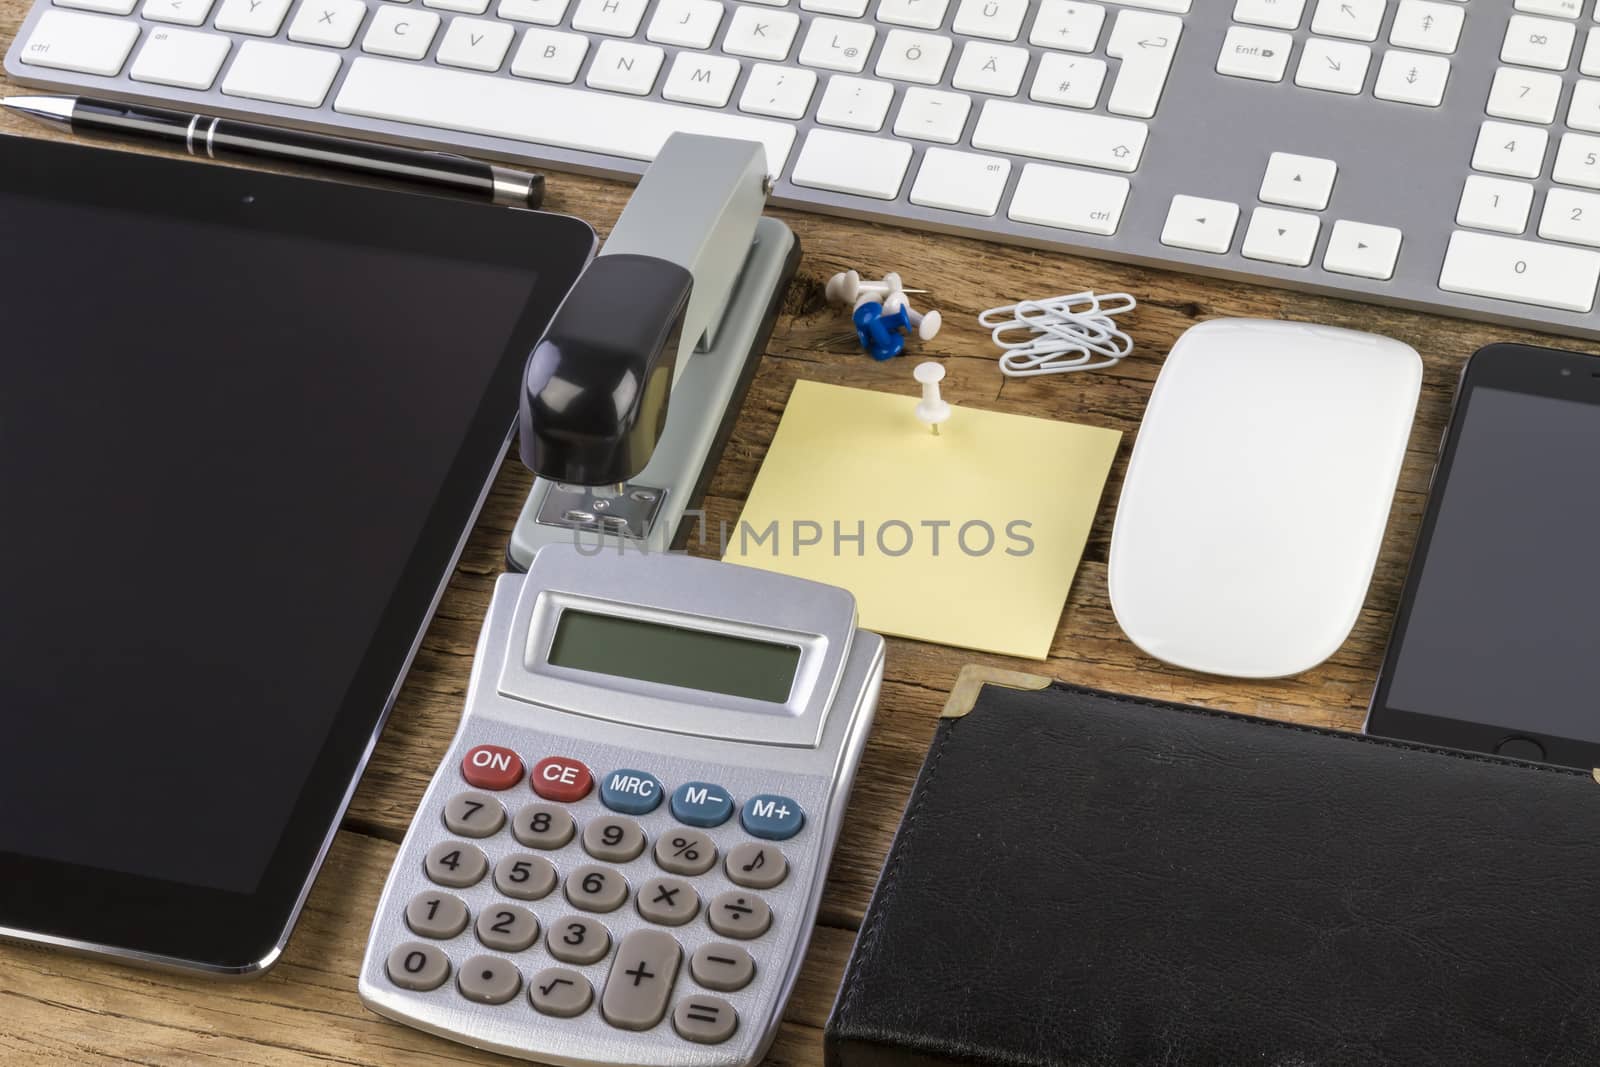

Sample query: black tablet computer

[0,134,593,974]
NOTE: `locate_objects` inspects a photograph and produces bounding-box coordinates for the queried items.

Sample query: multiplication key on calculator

[358,545,885,1066]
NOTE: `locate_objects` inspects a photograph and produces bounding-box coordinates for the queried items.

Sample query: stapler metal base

[508,216,799,569]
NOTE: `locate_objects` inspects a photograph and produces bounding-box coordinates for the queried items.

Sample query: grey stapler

[507,133,800,568]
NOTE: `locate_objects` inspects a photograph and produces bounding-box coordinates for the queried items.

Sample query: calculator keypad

[636,877,700,927]
[565,865,630,913]
[601,929,683,1031]
[547,915,612,965]
[458,954,523,1005]
[424,841,488,888]
[582,815,647,863]
[707,892,772,940]
[655,829,718,876]
[512,803,575,850]
[443,791,506,838]
[724,843,788,890]
[405,892,470,939]
[378,748,812,1053]
[492,853,558,901]
[530,967,594,1017]
[475,903,541,952]
[689,943,755,992]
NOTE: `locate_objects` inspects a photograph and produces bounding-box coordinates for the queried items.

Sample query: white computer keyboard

[11,0,1600,341]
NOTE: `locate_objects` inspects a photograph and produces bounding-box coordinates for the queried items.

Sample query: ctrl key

[19,10,141,75]
[386,942,450,991]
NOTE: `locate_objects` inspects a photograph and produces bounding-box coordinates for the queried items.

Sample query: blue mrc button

[671,781,734,827]
[740,794,805,840]
[599,769,664,815]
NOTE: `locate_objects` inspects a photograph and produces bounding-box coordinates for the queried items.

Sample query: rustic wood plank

[7,23,1600,1063]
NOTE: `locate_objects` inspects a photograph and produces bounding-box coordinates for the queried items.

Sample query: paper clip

[978,291,1137,377]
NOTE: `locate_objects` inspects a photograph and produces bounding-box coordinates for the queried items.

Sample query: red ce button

[531,756,593,802]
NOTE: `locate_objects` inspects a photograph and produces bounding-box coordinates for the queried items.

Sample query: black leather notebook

[826,670,1600,1067]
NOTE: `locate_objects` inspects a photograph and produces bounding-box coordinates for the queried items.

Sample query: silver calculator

[358,544,885,1066]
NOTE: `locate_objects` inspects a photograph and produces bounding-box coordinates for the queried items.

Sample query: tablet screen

[0,136,592,967]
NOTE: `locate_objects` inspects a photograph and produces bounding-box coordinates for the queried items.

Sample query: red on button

[531,756,593,802]
[461,744,524,791]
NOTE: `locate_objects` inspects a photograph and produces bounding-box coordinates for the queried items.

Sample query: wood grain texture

[5,24,1600,1063]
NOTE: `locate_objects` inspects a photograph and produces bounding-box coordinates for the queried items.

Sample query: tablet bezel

[0,134,594,974]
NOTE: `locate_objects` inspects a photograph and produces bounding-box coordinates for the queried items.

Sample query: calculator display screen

[547,611,801,704]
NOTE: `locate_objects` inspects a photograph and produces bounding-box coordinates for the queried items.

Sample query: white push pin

[825,269,924,306]
[883,291,943,341]
[913,361,951,435]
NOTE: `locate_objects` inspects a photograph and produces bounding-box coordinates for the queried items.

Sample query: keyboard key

[1373,50,1449,106]
[130,28,230,88]
[19,8,139,73]
[875,28,952,82]
[565,864,629,912]
[952,41,1028,95]
[213,0,292,35]
[1031,53,1106,107]
[442,790,506,836]
[1241,206,1321,266]
[494,852,559,899]
[724,841,789,889]
[457,955,523,1005]
[1030,0,1105,52]
[1501,14,1575,70]
[54,0,136,14]
[1389,0,1462,53]
[423,0,489,15]
[689,943,757,992]
[1573,80,1600,132]
[361,5,439,58]
[570,0,646,35]
[804,0,867,13]
[1323,220,1402,279]
[510,28,588,81]
[336,57,798,174]
[1583,28,1600,76]
[706,890,773,939]
[909,146,1010,214]
[971,99,1147,172]
[142,0,212,27]
[476,902,541,951]
[1111,0,1188,9]
[422,840,489,887]
[602,930,683,1031]
[1105,10,1181,118]
[511,802,575,848]
[1516,0,1581,15]
[876,0,949,28]
[529,968,594,1018]
[791,128,912,198]
[547,915,611,964]
[662,52,740,106]
[498,0,568,23]
[1008,162,1130,235]
[893,85,970,141]
[952,0,1026,40]
[1439,230,1600,312]
[531,756,593,802]
[287,0,365,46]
[387,942,451,991]
[582,814,648,862]
[436,17,514,70]
[1295,37,1370,94]
[739,62,816,117]
[654,828,718,875]
[1216,26,1292,82]
[636,876,700,926]
[1311,0,1383,41]
[404,891,470,938]
[646,0,722,47]
[1233,0,1304,29]
[1540,187,1600,246]
[799,17,876,71]
[723,6,799,59]
[1487,66,1562,123]
[816,74,894,130]
[1472,120,1548,179]
[672,995,738,1045]
[1554,131,1600,189]
[1456,174,1534,233]
[1161,195,1240,253]
[460,743,523,791]
[222,40,340,105]
[1259,151,1336,210]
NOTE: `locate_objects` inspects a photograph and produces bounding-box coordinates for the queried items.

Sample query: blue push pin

[852,300,912,362]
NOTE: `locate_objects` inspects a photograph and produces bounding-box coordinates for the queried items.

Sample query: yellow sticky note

[723,380,1121,660]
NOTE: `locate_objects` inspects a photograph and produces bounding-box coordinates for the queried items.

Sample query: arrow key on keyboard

[1323,220,1402,280]
[1242,206,1321,266]
[1161,195,1240,254]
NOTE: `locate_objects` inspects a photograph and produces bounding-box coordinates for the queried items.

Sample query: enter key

[1106,9,1183,119]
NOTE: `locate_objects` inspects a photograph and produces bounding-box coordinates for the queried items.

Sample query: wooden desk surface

[3,19,1597,1060]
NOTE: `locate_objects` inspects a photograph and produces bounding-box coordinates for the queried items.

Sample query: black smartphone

[1367,342,1600,768]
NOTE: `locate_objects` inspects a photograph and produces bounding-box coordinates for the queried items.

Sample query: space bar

[334,58,796,177]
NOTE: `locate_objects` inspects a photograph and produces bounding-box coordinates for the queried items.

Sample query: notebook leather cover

[826,670,1600,1067]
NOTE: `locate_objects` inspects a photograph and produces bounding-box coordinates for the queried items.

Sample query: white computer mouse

[1108,318,1422,679]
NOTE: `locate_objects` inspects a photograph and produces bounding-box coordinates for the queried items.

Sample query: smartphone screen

[1368,344,1600,766]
